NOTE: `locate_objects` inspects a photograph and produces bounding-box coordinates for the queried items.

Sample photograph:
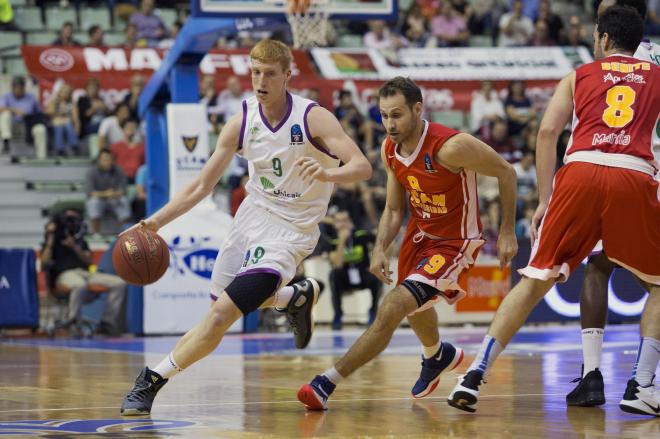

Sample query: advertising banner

[143,104,235,334]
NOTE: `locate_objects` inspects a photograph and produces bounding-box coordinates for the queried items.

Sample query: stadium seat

[0,32,23,56]
[431,110,465,130]
[79,8,112,32]
[158,8,179,27]
[45,7,78,31]
[103,32,125,46]
[13,7,44,30]
[469,35,493,47]
[2,57,27,76]
[26,32,57,45]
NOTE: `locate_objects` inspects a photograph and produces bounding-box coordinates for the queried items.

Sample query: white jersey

[635,39,660,156]
[238,92,340,230]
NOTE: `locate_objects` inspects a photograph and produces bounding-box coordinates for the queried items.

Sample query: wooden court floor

[0,326,657,438]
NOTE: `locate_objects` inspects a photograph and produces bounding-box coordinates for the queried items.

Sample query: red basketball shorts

[398,225,484,314]
[520,162,660,285]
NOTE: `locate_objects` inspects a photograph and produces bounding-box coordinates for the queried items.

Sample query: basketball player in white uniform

[566,0,660,412]
[120,39,372,415]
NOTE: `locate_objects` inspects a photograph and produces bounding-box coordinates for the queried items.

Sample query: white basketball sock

[423,341,441,359]
[468,335,503,375]
[273,286,295,310]
[581,328,604,377]
[152,352,183,379]
[631,337,660,387]
[322,367,344,385]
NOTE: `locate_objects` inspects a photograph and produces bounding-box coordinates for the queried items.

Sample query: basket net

[284,0,332,49]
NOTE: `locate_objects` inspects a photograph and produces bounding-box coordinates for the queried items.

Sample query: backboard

[192,0,397,19]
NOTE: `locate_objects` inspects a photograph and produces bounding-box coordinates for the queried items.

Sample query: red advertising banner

[20,45,560,112]
[456,266,511,312]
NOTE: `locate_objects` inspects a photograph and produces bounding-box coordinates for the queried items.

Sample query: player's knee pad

[224,273,280,315]
[401,279,439,308]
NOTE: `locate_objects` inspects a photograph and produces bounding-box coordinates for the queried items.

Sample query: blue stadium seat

[80,8,112,32]
[26,32,57,45]
[13,7,44,30]
[45,7,78,31]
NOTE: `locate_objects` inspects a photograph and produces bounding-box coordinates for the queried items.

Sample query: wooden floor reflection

[0,327,657,438]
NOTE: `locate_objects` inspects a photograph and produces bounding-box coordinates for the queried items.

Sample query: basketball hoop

[282,0,332,49]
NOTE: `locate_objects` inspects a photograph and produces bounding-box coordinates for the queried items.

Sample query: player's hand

[295,157,329,182]
[496,231,518,271]
[370,247,393,285]
[120,218,160,236]
[530,202,548,246]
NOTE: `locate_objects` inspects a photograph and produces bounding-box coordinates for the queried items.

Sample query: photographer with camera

[41,208,126,336]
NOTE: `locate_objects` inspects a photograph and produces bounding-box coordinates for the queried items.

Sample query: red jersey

[567,54,660,163]
[385,121,482,240]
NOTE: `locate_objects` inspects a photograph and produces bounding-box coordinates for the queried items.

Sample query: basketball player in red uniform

[297,77,518,410]
[448,5,660,416]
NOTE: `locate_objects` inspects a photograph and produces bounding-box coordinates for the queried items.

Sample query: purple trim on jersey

[238,100,247,150]
[210,293,218,301]
[259,92,293,133]
[303,103,339,159]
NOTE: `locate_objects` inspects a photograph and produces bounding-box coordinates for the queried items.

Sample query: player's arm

[297,105,372,183]
[439,134,518,269]
[141,113,241,231]
[531,71,575,243]
[370,141,406,285]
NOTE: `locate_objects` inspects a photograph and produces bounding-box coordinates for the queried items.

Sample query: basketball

[112,228,170,285]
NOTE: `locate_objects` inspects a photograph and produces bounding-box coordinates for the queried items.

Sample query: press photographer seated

[321,210,382,330]
[41,209,126,336]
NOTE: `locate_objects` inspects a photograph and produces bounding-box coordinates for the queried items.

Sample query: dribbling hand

[370,247,393,285]
[121,218,160,236]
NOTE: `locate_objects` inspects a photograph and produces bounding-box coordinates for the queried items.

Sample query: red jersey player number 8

[603,85,635,128]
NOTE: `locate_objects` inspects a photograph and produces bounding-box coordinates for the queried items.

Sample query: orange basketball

[112,228,170,285]
[288,0,311,13]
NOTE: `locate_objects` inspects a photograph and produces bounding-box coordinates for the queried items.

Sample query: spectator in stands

[123,23,140,49]
[199,74,220,132]
[401,2,429,47]
[52,22,82,46]
[329,181,377,229]
[649,0,660,35]
[158,20,182,49]
[504,79,536,137]
[98,103,132,151]
[47,82,79,156]
[563,17,591,48]
[513,150,536,208]
[363,19,408,50]
[530,19,553,46]
[515,202,535,240]
[498,0,534,46]
[482,117,521,163]
[110,119,144,183]
[88,25,105,47]
[470,80,505,133]
[466,0,507,41]
[85,149,131,234]
[0,0,19,31]
[480,209,499,257]
[74,78,109,139]
[322,210,381,330]
[217,75,251,122]
[335,90,374,152]
[0,76,47,158]
[430,1,470,47]
[132,163,147,222]
[41,208,126,336]
[122,74,146,122]
[509,0,539,19]
[536,0,563,44]
[130,0,169,47]
[521,117,539,152]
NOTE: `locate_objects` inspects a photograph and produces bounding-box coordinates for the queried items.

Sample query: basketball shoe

[285,278,321,349]
[566,366,606,406]
[619,378,660,417]
[120,367,168,415]
[411,342,464,398]
[447,369,485,413]
[298,375,336,410]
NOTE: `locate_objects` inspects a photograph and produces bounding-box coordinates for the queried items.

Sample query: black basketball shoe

[566,366,606,407]
[120,367,168,416]
[447,369,485,413]
[285,278,321,349]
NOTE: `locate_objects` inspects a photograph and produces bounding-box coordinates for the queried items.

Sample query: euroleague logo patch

[0,419,195,435]
[290,123,304,145]
[38,48,75,72]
